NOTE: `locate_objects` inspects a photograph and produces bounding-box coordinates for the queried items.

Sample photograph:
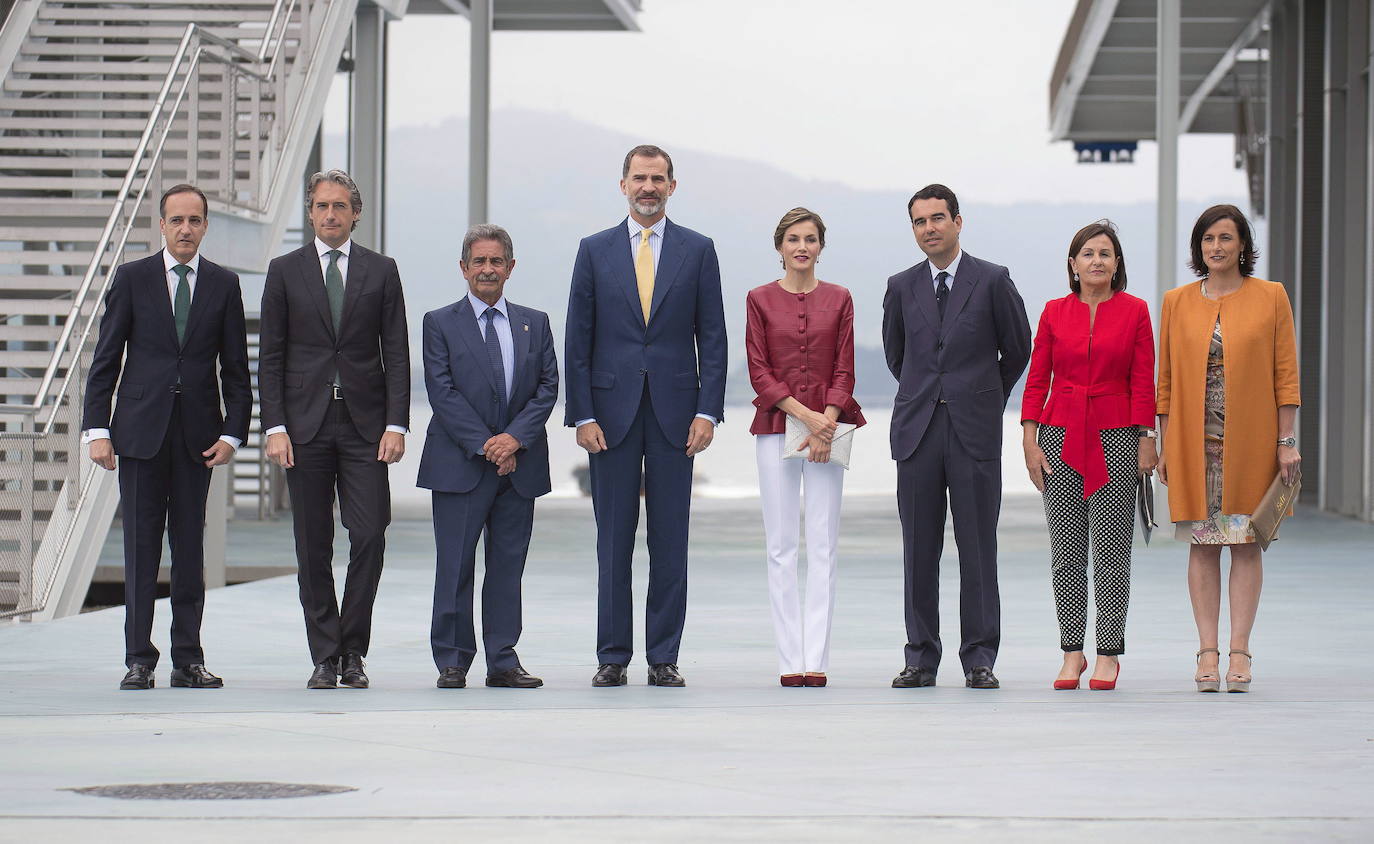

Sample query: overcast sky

[359,0,1252,207]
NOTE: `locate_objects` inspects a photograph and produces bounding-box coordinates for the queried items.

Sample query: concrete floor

[1,495,1371,842]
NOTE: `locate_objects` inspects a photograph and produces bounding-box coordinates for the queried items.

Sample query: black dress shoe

[339,653,369,689]
[486,667,544,688]
[170,664,223,688]
[647,663,685,687]
[892,666,937,688]
[965,666,1000,689]
[120,664,155,690]
[307,659,338,689]
[592,663,627,687]
[436,667,467,689]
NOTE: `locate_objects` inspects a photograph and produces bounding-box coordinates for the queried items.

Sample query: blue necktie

[484,307,508,425]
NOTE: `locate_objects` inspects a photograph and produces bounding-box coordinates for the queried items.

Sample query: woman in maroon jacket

[746,207,865,687]
[1021,220,1157,691]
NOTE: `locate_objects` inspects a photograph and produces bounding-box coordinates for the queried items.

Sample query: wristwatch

[1277,436,1297,447]
[1139,427,1158,439]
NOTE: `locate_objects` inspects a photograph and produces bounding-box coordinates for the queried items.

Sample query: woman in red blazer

[1021,220,1158,691]
[746,207,865,688]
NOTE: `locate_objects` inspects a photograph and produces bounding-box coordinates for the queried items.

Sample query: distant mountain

[317,108,1229,405]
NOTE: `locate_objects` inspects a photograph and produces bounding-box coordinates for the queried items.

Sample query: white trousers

[755,433,845,674]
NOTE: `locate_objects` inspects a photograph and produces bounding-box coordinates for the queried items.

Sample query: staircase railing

[0,0,338,619]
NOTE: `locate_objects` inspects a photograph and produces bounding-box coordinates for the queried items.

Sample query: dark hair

[1188,204,1257,277]
[159,183,208,218]
[1066,219,1128,293]
[623,144,674,180]
[907,183,959,221]
[773,207,826,250]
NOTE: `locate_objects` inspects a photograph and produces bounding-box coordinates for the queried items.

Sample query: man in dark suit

[258,169,410,690]
[83,183,252,690]
[565,145,728,688]
[418,224,558,690]
[882,184,1031,690]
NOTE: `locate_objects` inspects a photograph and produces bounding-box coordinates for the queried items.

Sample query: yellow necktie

[635,228,654,324]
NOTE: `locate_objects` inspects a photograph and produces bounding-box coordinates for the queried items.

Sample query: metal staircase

[0,0,357,620]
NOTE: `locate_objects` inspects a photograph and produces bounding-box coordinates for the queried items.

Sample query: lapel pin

[523,323,529,331]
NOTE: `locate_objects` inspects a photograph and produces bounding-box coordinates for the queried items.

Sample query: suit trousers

[430,469,535,673]
[286,398,391,665]
[896,403,1003,672]
[755,433,844,675]
[117,396,212,669]
[589,388,693,666]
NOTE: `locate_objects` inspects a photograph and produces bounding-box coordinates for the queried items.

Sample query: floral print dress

[1174,318,1258,544]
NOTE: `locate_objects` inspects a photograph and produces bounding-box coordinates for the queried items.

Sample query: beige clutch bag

[1251,467,1301,551]
[782,416,856,470]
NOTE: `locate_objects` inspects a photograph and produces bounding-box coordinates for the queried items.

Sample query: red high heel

[1089,661,1121,691]
[1053,655,1088,690]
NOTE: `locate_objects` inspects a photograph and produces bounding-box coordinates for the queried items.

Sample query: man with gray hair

[259,169,410,690]
[417,224,558,689]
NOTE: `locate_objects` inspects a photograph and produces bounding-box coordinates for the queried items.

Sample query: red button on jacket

[745,280,866,435]
[1022,292,1156,497]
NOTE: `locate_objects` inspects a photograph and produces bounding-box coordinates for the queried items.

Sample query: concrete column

[1295,0,1326,504]
[203,466,228,590]
[349,3,387,251]
[1366,0,1374,521]
[469,0,491,227]
[1154,0,1180,524]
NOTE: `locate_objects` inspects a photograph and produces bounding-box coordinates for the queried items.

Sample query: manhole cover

[68,782,356,800]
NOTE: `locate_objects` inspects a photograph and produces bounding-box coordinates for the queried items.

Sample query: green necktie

[325,249,344,334]
[172,264,191,344]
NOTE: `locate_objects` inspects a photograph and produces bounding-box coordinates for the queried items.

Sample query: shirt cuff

[264,425,287,437]
[385,425,408,435]
[694,413,718,426]
[219,435,242,450]
[574,418,596,428]
[83,428,111,444]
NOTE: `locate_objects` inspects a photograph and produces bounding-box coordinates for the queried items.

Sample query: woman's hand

[1156,452,1168,486]
[1138,436,1159,476]
[1278,444,1301,485]
[799,408,837,441]
[804,434,831,464]
[1023,441,1051,493]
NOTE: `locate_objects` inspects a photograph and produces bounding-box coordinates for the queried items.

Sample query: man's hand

[685,417,715,457]
[89,438,116,471]
[265,431,294,469]
[576,421,607,454]
[496,454,518,476]
[376,430,405,464]
[483,433,521,465]
[202,440,235,468]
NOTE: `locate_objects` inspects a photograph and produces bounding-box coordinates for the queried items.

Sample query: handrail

[0,0,340,618]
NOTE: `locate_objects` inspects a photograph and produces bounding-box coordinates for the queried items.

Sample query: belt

[1055,379,1129,499]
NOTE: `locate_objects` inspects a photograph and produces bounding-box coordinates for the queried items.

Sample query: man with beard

[565,145,728,687]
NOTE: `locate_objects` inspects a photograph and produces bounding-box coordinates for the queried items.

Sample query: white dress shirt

[576,217,716,429]
[84,250,242,450]
[264,238,407,439]
[931,250,963,291]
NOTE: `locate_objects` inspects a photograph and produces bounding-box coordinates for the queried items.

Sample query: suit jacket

[257,242,410,444]
[882,251,1031,461]
[82,250,251,460]
[563,218,728,448]
[416,298,558,499]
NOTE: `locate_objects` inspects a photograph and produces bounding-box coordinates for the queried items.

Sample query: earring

[1073,272,1080,283]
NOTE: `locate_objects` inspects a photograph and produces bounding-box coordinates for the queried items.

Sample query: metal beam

[469,0,491,226]
[1050,0,1120,141]
[350,4,388,251]
[1179,3,1271,131]
[1154,0,1180,521]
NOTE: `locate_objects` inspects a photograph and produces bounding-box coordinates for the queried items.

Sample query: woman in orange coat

[1022,220,1157,691]
[1157,204,1300,693]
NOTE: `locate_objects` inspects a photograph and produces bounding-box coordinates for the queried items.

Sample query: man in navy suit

[565,145,728,687]
[882,184,1031,690]
[418,224,558,690]
[83,183,252,690]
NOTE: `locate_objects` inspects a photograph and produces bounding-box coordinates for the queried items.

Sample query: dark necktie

[935,270,950,322]
[484,307,508,425]
[325,249,345,334]
[172,264,191,344]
